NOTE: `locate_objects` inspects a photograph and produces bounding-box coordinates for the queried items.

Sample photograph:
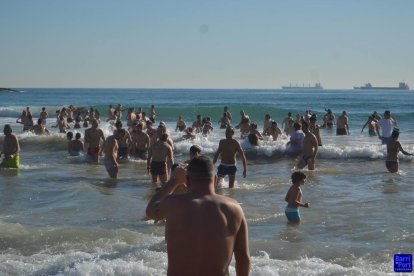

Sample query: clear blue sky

[1,0,413,89]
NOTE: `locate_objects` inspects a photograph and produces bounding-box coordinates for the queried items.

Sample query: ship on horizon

[281,82,323,90]
[353,82,409,90]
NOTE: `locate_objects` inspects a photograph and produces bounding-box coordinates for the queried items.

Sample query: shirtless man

[150,105,156,123]
[1,125,20,168]
[309,115,322,146]
[202,117,213,136]
[263,121,282,141]
[192,115,203,133]
[224,106,232,122]
[32,119,50,135]
[175,115,187,132]
[282,112,293,135]
[39,107,48,125]
[107,105,115,119]
[247,123,263,146]
[115,103,126,120]
[103,133,119,178]
[16,107,33,132]
[146,156,250,276]
[263,114,272,133]
[130,123,150,160]
[297,122,319,170]
[336,111,350,135]
[145,120,157,143]
[218,113,231,129]
[235,117,251,139]
[114,121,132,160]
[84,119,105,162]
[323,109,335,128]
[385,129,413,173]
[147,133,174,184]
[213,127,247,188]
[361,114,378,136]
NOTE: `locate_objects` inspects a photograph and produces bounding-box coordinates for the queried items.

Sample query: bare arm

[147,147,152,173]
[213,142,222,164]
[313,136,319,158]
[234,213,251,276]
[145,168,186,220]
[237,143,247,178]
[397,142,413,156]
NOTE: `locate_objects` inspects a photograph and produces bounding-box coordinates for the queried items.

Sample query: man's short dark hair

[291,171,306,184]
[293,122,302,130]
[187,155,214,181]
[190,145,202,154]
[160,133,168,142]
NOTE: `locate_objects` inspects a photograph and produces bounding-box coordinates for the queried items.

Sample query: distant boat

[281,83,323,90]
[0,87,20,93]
[353,82,409,90]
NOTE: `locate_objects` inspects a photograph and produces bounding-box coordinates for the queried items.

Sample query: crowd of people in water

[1,103,413,275]
[2,104,412,176]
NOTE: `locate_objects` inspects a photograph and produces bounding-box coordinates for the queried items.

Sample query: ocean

[0,88,413,275]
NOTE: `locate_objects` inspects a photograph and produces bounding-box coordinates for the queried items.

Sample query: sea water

[0,89,413,275]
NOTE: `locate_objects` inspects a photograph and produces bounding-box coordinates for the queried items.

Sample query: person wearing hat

[1,124,20,168]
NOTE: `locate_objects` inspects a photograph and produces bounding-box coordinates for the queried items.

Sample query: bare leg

[307,159,315,170]
[160,174,168,185]
[229,175,236,188]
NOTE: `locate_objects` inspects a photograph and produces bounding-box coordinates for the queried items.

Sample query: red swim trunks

[87,146,100,156]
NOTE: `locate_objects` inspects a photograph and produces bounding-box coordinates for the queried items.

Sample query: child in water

[284,171,310,223]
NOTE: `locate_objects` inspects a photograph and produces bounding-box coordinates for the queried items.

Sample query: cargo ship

[353,82,409,90]
[0,87,20,93]
[281,82,323,90]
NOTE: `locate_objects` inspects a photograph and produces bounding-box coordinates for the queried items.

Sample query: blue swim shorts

[217,163,237,177]
[285,205,300,222]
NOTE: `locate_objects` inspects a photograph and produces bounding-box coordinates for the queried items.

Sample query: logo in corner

[394,254,412,273]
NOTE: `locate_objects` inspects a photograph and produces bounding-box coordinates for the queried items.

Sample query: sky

[1,0,413,89]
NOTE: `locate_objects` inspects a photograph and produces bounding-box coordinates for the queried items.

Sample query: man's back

[164,193,245,276]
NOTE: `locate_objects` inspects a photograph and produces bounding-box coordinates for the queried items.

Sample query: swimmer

[114,121,132,160]
[263,121,282,141]
[297,122,318,170]
[130,123,150,160]
[1,125,20,168]
[247,123,263,146]
[84,119,105,163]
[285,171,309,223]
[336,111,350,135]
[376,110,397,144]
[68,133,84,156]
[39,107,48,125]
[385,129,413,173]
[286,122,305,157]
[175,115,187,132]
[32,118,50,135]
[213,127,247,188]
[103,133,119,178]
[147,133,174,185]
[282,112,293,135]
